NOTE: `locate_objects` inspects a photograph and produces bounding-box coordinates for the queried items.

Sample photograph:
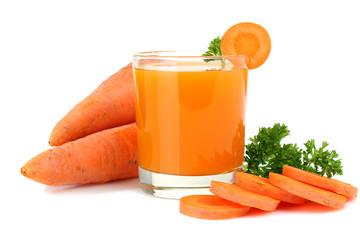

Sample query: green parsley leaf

[243,123,343,178]
[301,139,343,178]
[202,36,223,62]
[244,123,302,178]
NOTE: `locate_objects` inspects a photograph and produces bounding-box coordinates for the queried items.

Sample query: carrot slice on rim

[282,165,358,199]
[236,172,306,204]
[221,22,271,69]
[179,195,250,220]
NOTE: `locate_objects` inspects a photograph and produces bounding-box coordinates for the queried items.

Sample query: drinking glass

[132,51,247,199]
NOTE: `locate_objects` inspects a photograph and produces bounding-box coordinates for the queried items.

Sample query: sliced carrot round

[282,165,358,199]
[236,172,306,204]
[221,22,271,69]
[210,181,280,211]
[180,195,250,220]
[269,172,347,209]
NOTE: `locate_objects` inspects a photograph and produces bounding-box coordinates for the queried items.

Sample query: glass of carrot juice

[132,51,247,199]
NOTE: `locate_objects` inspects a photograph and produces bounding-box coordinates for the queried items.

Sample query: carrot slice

[282,165,358,199]
[269,172,347,209]
[210,181,280,211]
[179,195,250,220]
[221,22,271,69]
[236,172,306,204]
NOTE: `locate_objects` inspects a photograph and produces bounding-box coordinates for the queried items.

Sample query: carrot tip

[20,167,27,176]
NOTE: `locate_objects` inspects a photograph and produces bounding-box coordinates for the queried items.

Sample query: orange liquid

[134,64,247,176]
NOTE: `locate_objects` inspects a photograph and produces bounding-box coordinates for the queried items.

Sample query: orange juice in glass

[132,51,247,198]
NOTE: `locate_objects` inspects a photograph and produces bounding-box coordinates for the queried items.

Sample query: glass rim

[132,50,246,59]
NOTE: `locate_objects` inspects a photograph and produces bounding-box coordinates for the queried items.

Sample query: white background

[1,0,359,239]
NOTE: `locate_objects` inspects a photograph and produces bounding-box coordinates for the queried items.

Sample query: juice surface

[134,63,247,176]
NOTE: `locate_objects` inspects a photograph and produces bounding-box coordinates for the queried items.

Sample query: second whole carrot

[21,123,138,186]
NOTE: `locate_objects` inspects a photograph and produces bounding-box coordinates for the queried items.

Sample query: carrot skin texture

[180,195,250,220]
[210,181,280,211]
[269,172,347,209]
[282,165,358,199]
[49,63,135,146]
[21,123,138,186]
[236,172,306,204]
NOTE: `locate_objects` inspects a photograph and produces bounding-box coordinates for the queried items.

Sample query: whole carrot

[21,123,138,186]
[49,63,135,146]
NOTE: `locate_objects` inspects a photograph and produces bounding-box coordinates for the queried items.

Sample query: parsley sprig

[244,123,343,178]
[301,139,343,177]
[202,36,225,65]
[202,36,222,59]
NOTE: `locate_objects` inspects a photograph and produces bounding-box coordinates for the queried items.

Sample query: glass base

[138,167,241,199]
